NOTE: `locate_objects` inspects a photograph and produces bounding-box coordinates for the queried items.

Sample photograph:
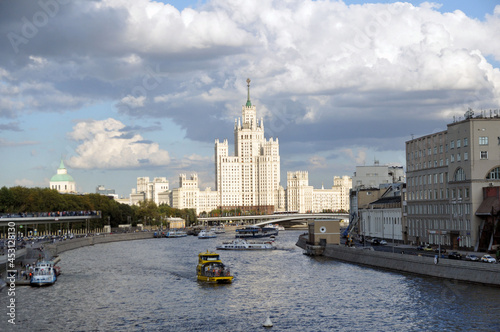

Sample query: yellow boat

[196,250,233,284]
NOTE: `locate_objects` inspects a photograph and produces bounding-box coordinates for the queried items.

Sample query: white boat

[30,262,57,286]
[165,230,187,238]
[198,229,217,239]
[211,226,226,234]
[216,238,276,250]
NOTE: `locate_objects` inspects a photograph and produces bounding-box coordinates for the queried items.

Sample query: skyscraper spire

[246,78,252,107]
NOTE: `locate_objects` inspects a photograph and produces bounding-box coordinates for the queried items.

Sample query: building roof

[50,173,75,182]
[50,159,75,182]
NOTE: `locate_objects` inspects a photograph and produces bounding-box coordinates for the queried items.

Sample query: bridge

[197,213,349,227]
[0,212,102,237]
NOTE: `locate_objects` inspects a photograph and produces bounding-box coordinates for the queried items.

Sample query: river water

[3,230,500,331]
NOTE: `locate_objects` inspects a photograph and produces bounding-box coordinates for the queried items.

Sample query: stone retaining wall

[296,236,500,287]
[46,232,155,257]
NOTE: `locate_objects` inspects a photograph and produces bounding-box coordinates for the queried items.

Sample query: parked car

[481,255,497,263]
[465,254,480,261]
[379,240,387,245]
[416,245,424,251]
[371,239,380,245]
[448,252,462,260]
[435,247,447,254]
[423,245,434,251]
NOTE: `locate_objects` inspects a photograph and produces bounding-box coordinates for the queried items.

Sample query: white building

[286,171,352,213]
[215,78,280,214]
[171,174,219,215]
[130,177,170,206]
[50,159,76,193]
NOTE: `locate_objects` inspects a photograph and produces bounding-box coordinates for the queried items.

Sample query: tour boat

[198,229,217,239]
[211,226,226,234]
[196,250,233,284]
[30,263,57,286]
[165,230,188,238]
[216,238,276,250]
[235,225,278,238]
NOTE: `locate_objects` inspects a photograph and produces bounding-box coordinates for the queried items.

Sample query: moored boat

[165,230,188,238]
[216,238,276,250]
[235,225,278,238]
[211,226,226,234]
[30,263,57,287]
[198,229,217,239]
[196,250,233,284]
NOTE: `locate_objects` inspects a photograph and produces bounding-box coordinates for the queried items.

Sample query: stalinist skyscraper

[215,79,281,213]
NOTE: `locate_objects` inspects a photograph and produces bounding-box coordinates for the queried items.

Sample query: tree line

[0,186,197,228]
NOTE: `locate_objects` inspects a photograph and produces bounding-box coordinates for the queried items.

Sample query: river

[3,230,500,331]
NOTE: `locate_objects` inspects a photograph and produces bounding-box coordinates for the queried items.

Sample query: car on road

[371,239,380,245]
[481,255,497,263]
[448,252,462,260]
[379,240,387,245]
[423,245,434,251]
[465,254,480,261]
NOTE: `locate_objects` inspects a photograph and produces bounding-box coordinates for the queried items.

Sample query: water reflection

[3,230,500,331]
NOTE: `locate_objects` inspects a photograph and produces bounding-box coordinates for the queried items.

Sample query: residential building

[130,177,170,206]
[406,110,500,250]
[171,174,219,215]
[286,171,352,213]
[215,78,280,214]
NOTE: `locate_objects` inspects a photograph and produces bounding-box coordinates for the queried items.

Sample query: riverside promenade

[296,234,500,287]
[45,231,155,257]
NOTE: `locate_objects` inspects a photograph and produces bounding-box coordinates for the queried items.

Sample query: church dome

[50,159,75,182]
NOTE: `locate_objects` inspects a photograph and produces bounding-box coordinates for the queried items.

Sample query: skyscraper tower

[215,79,281,213]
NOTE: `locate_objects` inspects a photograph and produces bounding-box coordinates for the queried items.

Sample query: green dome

[50,173,74,182]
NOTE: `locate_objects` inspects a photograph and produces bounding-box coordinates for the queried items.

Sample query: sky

[1,0,499,197]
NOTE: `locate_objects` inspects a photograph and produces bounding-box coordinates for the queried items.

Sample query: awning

[475,196,500,216]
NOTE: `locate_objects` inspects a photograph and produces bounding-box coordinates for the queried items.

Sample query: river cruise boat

[165,230,187,238]
[211,226,226,234]
[235,225,278,238]
[30,263,57,287]
[198,229,217,239]
[216,238,276,250]
[196,250,233,284]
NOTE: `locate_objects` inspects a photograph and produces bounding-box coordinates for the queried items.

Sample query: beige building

[406,110,500,250]
[215,79,281,213]
[286,171,352,213]
[171,174,219,215]
[352,162,405,189]
[130,177,170,206]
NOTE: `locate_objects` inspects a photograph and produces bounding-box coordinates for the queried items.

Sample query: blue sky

[1,0,499,197]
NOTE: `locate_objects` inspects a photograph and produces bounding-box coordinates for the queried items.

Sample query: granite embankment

[296,235,500,287]
[46,232,155,257]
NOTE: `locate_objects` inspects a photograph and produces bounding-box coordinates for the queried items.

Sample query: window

[464,138,468,147]
[486,167,500,179]
[480,151,488,160]
[464,152,468,161]
[454,168,466,181]
[479,137,488,145]
[457,153,461,162]
[450,140,455,149]
[450,154,455,163]
[457,139,461,148]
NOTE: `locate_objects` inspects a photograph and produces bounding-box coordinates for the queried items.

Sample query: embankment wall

[46,232,155,257]
[296,236,500,286]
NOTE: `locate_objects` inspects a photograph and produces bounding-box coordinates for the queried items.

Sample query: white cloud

[67,118,170,169]
[118,95,146,108]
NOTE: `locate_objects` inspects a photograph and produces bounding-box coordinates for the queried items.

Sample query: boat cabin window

[201,256,219,261]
